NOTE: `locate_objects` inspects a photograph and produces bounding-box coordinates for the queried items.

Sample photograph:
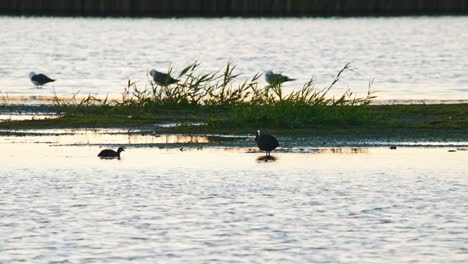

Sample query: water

[1,15,468,262]
[0,113,60,122]
[1,16,468,101]
[0,131,467,263]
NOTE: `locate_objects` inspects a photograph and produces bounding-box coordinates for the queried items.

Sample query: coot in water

[255,130,279,157]
[98,147,125,159]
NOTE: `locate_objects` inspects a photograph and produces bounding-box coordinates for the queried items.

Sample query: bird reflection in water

[256,155,278,163]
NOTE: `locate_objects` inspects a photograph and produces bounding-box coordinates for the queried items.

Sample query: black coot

[255,130,279,157]
[98,147,125,159]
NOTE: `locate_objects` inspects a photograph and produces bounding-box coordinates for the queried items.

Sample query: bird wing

[32,74,54,83]
[279,74,290,82]
[98,149,115,157]
[266,73,289,84]
[153,71,170,80]
[153,71,179,85]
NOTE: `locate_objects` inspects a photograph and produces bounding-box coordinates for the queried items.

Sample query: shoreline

[2,96,468,106]
[1,127,468,149]
[0,103,467,140]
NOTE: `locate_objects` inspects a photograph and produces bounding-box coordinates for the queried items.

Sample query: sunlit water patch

[0,142,467,263]
[0,16,467,100]
[1,128,468,150]
[0,113,61,122]
[0,129,251,148]
[153,122,206,128]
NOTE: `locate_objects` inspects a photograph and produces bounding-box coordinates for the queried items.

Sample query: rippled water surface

[1,16,468,100]
[0,132,467,263]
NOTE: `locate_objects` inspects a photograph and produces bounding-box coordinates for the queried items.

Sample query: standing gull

[29,72,55,87]
[149,69,179,86]
[265,70,295,85]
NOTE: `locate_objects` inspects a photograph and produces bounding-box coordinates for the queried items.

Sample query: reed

[0,90,12,108]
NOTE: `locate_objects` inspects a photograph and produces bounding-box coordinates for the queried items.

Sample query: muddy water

[0,132,467,263]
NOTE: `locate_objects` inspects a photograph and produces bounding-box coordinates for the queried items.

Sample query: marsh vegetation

[50,62,376,128]
[1,62,467,138]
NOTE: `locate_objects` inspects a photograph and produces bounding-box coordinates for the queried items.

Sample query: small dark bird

[149,69,179,86]
[265,70,295,85]
[29,72,55,87]
[97,147,125,159]
[255,130,279,157]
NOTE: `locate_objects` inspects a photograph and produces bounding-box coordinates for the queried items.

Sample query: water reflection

[1,129,467,151]
[154,122,206,128]
[319,148,368,154]
[65,133,212,145]
[247,147,368,154]
[256,155,278,163]
[0,129,213,145]
[0,113,61,122]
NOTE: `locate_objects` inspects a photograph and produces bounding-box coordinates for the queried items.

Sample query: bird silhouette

[29,72,55,87]
[98,147,125,159]
[265,70,295,85]
[255,130,279,157]
[149,69,179,86]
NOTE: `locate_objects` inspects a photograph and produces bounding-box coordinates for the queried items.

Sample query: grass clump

[224,63,376,128]
[47,62,376,129]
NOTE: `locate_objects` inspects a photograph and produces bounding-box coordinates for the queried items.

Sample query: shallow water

[0,113,60,122]
[1,16,467,100]
[0,132,467,263]
[2,128,468,148]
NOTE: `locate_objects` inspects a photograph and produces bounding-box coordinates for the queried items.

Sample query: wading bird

[149,69,179,86]
[29,72,55,87]
[98,147,125,159]
[255,130,279,157]
[265,70,295,85]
